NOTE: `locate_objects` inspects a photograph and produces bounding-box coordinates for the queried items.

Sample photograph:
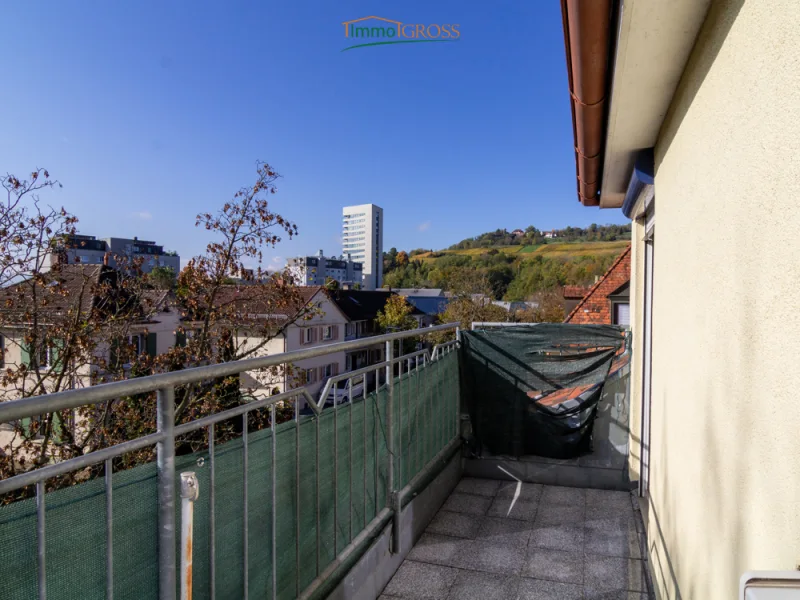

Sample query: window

[613,303,630,326]
[323,363,333,378]
[38,345,54,368]
[129,333,145,356]
[304,327,313,344]
[323,326,333,340]
[305,368,316,384]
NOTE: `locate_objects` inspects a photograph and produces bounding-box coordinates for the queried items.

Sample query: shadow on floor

[381,477,653,600]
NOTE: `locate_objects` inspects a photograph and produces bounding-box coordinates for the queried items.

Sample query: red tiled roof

[564,245,631,325]
[208,285,323,319]
[562,285,590,299]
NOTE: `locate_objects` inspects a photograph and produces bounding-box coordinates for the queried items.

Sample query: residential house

[560,0,800,597]
[49,234,180,274]
[511,229,525,237]
[405,296,450,326]
[328,289,426,371]
[0,265,182,450]
[391,288,445,298]
[562,285,589,316]
[212,286,350,403]
[564,246,630,326]
[286,249,364,288]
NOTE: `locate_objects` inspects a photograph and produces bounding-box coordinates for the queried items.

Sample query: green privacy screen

[460,324,627,459]
[0,350,459,600]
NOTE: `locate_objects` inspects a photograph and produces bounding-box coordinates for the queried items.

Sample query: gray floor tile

[584,591,650,600]
[586,490,635,516]
[383,560,459,599]
[586,506,637,525]
[517,578,584,600]
[446,570,521,600]
[586,489,634,506]
[476,516,534,549]
[454,477,501,497]
[586,504,635,523]
[584,556,647,592]
[523,548,583,585]
[427,510,482,539]
[451,540,526,575]
[496,481,543,502]
[442,492,492,516]
[529,523,584,552]
[540,485,586,506]
[407,533,466,566]
[487,496,538,521]
[584,521,641,558]
[535,503,585,526]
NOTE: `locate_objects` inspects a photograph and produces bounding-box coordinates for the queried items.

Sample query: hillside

[383,239,630,302]
[411,240,630,262]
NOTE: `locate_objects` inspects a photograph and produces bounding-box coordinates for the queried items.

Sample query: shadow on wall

[656,0,747,167]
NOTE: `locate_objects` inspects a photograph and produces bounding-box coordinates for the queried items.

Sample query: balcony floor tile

[382,479,652,600]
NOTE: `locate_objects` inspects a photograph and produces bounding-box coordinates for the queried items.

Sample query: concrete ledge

[463,456,632,491]
[326,447,463,600]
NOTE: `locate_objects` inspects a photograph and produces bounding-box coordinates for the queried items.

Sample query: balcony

[0,323,646,599]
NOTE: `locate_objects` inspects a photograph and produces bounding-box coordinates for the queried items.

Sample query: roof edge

[564,244,631,322]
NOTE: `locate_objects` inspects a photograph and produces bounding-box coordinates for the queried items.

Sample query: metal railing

[0,323,461,600]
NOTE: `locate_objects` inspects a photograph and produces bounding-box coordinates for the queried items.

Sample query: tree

[0,162,315,502]
[147,265,176,289]
[514,289,566,323]
[324,276,340,291]
[0,168,160,495]
[170,162,316,424]
[376,294,417,332]
[396,250,409,268]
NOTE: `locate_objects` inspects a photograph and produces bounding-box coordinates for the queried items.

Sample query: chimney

[103,252,110,266]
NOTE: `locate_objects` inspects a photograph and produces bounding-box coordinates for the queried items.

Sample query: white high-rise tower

[342,204,383,290]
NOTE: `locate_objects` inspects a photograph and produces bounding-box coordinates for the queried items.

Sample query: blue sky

[1,1,627,270]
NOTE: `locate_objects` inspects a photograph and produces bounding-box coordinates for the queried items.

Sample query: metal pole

[242,414,249,600]
[295,396,301,598]
[36,480,46,600]
[157,387,177,600]
[385,339,400,554]
[270,405,277,600]
[208,425,216,600]
[180,472,199,600]
[105,458,114,600]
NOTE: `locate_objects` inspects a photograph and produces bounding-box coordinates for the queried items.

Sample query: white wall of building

[342,204,383,290]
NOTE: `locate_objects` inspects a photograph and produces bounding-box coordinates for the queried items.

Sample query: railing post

[157,387,177,600]
[180,472,199,600]
[385,339,400,554]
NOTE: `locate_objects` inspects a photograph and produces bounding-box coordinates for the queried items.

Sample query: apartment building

[560,0,800,597]
[286,250,363,287]
[342,204,383,290]
[50,234,180,274]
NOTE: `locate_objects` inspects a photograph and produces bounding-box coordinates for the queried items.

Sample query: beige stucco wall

[644,0,800,598]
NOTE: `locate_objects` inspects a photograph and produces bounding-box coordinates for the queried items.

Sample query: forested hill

[382,224,631,302]
[448,223,630,250]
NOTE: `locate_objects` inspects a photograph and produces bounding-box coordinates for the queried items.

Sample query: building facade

[286,250,363,287]
[560,1,800,598]
[564,246,630,326]
[50,234,180,274]
[342,204,383,290]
